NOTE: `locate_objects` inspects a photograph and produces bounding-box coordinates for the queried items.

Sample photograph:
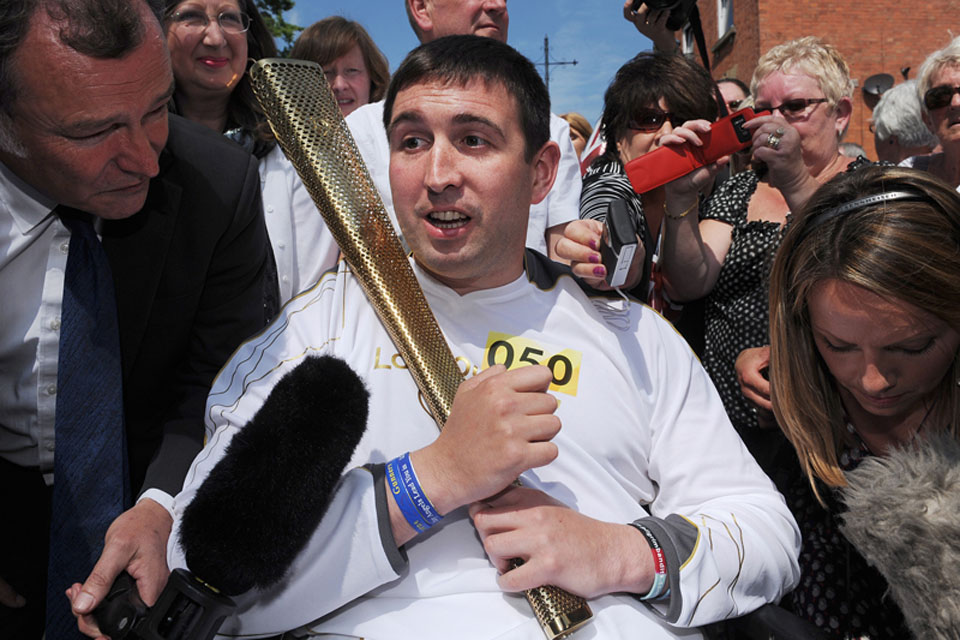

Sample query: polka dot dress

[699,159,871,435]
[700,169,782,432]
[784,442,910,639]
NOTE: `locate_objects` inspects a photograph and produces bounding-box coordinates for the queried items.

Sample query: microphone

[95,355,369,639]
[839,430,960,639]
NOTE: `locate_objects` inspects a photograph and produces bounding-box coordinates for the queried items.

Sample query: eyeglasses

[627,109,680,132]
[754,97,828,119]
[923,85,960,110]
[170,9,251,34]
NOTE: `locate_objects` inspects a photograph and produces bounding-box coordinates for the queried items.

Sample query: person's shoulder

[164,114,253,169]
[899,153,937,170]
[522,249,646,312]
[155,115,259,221]
[583,157,627,183]
[345,99,386,128]
[548,112,567,135]
[701,168,758,223]
[522,251,685,352]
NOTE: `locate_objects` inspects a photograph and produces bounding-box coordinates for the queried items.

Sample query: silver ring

[774,126,786,136]
[766,133,782,150]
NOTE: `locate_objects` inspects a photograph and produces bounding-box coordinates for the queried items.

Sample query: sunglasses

[753,97,828,119]
[923,85,960,111]
[627,109,681,132]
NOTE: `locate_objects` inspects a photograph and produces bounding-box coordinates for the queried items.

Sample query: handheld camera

[600,199,638,289]
[630,0,698,31]
[94,570,235,640]
[624,107,770,194]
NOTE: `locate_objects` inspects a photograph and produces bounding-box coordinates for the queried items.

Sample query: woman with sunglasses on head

[557,51,718,354]
[767,165,960,638]
[163,0,340,311]
[656,37,863,480]
[903,36,960,190]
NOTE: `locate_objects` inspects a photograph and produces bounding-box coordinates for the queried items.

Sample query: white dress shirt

[258,145,340,304]
[0,160,63,482]
[0,161,172,510]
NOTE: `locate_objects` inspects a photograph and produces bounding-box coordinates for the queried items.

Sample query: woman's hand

[735,345,777,429]
[555,218,645,290]
[659,119,725,201]
[744,116,810,193]
[622,1,677,52]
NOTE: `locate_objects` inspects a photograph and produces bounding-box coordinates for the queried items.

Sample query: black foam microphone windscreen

[179,355,369,596]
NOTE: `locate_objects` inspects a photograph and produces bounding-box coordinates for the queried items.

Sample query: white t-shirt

[346,101,581,255]
[170,253,799,640]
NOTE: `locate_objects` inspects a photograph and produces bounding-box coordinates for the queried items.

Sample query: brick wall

[690,0,959,159]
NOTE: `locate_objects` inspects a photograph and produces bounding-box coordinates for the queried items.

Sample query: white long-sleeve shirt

[170,253,800,639]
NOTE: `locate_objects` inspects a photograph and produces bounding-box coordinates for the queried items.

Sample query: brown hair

[290,16,389,102]
[560,112,592,142]
[769,165,960,499]
[597,51,718,165]
[163,0,277,156]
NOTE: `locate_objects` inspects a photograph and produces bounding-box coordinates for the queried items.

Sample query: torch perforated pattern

[249,58,461,424]
[248,58,592,639]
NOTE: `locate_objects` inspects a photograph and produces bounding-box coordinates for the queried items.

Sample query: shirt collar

[0,159,58,234]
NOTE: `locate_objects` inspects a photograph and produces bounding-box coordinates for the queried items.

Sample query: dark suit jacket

[102,114,272,498]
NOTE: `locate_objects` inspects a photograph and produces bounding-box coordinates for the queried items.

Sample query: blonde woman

[659,37,860,476]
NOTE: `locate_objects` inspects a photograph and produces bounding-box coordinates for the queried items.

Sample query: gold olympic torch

[248,58,593,639]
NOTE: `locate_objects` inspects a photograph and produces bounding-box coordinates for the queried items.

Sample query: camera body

[95,570,235,640]
[624,107,770,194]
[631,0,698,31]
[600,199,638,289]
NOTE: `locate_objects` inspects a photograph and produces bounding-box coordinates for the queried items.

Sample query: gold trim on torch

[248,58,592,639]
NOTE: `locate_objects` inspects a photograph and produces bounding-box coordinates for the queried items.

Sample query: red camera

[624,107,769,194]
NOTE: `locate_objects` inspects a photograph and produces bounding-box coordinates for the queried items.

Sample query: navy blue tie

[46,208,129,639]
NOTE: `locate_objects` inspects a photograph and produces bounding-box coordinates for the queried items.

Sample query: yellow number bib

[482,332,581,396]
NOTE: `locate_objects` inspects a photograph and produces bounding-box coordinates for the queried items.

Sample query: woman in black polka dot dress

[657,37,859,476]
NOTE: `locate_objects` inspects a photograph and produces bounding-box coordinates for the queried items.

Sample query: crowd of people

[2,1,959,640]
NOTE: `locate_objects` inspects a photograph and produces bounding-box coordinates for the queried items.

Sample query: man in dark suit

[0,0,272,636]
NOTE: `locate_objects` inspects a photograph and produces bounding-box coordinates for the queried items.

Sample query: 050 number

[486,341,574,386]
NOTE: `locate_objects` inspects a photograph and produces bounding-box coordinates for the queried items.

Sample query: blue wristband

[386,456,431,533]
[396,452,443,526]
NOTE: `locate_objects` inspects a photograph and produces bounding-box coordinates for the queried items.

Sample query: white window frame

[717,0,734,37]
[681,24,695,55]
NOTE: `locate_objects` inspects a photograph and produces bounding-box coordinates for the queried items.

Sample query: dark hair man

[0,0,271,637]
[168,35,800,639]
[345,0,581,263]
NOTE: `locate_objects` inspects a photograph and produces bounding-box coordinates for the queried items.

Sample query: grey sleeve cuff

[367,462,408,573]
[631,514,699,624]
